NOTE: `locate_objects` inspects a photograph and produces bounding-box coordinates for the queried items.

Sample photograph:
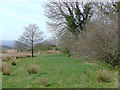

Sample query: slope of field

[0,73,2,89]
[2,53,118,88]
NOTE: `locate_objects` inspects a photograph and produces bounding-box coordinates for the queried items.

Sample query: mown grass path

[2,53,118,88]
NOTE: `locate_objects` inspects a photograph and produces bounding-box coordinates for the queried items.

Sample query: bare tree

[53,2,118,68]
[19,24,43,57]
[44,1,93,38]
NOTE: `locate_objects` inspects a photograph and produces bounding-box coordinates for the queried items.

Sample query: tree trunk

[32,40,34,57]
[118,4,120,65]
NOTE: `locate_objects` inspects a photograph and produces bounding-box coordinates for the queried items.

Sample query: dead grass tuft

[1,52,31,61]
[27,65,39,74]
[96,70,111,82]
[41,78,48,87]
[2,62,11,75]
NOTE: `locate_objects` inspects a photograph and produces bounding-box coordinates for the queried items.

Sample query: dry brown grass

[2,62,11,75]
[0,51,31,61]
[27,65,39,74]
[47,50,60,54]
[2,62,9,70]
[96,70,111,82]
[41,78,48,87]
[7,49,17,53]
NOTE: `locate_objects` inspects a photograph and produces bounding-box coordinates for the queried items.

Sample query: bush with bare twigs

[58,8,118,69]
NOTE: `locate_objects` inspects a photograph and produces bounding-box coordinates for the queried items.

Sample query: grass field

[2,53,118,88]
[0,73,2,89]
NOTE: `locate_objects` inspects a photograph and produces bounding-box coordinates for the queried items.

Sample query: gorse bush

[2,62,11,75]
[27,65,39,74]
[96,70,111,82]
[100,52,118,69]
[115,65,120,71]
[62,48,70,55]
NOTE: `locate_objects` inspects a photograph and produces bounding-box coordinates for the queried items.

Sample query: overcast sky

[0,0,52,40]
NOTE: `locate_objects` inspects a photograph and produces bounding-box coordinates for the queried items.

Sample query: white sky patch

[1,0,119,2]
[0,0,118,40]
[0,1,52,40]
[0,6,2,41]
[1,7,44,25]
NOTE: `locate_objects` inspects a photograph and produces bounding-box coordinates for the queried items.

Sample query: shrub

[41,78,48,87]
[57,8,118,69]
[2,62,11,75]
[96,70,111,82]
[27,65,39,74]
[11,61,17,66]
[115,65,120,71]
[62,48,70,55]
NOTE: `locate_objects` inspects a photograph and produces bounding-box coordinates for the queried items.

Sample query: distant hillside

[1,45,12,49]
[0,40,15,48]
